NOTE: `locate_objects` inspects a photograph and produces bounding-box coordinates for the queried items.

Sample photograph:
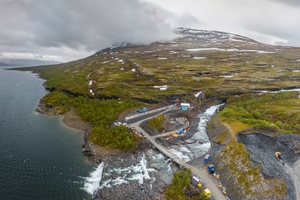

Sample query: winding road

[128,112,226,200]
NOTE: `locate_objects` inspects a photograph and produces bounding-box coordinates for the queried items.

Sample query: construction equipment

[275,151,285,165]
[204,154,210,163]
[203,189,211,198]
[177,128,184,135]
[208,164,215,174]
[136,107,147,113]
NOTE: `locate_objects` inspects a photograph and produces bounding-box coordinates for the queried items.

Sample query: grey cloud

[268,0,300,7]
[1,0,198,60]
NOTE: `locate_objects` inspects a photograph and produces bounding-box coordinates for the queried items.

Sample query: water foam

[84,162,104,195]
[99,154,156,189]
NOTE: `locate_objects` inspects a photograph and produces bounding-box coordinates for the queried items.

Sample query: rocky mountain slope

[15,27,300,200]
[20,27,300,103]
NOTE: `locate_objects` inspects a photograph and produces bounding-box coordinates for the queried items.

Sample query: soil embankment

[207,114,300,200]
[237,132,300,200]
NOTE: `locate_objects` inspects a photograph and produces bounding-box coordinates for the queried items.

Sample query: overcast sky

[0,0,299,63]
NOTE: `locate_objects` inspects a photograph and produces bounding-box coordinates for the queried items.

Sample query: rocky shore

[35,93,230,200]
[35,98,175,199]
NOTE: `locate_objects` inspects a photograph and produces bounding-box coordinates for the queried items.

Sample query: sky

[0,0,299,63]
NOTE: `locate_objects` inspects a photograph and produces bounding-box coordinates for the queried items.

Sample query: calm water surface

[0,66,94,200]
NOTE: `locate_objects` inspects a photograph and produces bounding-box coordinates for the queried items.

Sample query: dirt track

[285,159,300,200]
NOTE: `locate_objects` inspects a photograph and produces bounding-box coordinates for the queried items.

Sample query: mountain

[23,27,300,200]
[0,59,60,66]
[0,61,16,66]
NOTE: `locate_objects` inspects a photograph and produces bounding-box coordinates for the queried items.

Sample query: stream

[83,104,223,196]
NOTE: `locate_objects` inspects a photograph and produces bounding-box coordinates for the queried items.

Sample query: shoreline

[35,97,170,199]
[35,98,123,161]
[35,93,228,198]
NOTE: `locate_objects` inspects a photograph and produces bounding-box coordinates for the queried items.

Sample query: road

[285,159,300,200]
[293,159,300,200]
[129,114,226,200]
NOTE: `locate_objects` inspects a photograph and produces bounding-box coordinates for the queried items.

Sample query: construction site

[233,132,300,199]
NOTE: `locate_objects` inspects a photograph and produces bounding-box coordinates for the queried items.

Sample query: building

[180,103,190,110]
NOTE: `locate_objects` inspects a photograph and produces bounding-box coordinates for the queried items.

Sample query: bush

[220,92,300,134]
[43,91,142,150]
[147,114,164,132]
[164,169,208,200]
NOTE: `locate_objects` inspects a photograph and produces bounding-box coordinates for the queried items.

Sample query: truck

[177,128,184,135]
[136,107,147,113]
[204,154,210,163]
[208,164,215,174]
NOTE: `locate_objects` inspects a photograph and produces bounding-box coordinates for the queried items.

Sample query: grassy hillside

[14,28,300,154]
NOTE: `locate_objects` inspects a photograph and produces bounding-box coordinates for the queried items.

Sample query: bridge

[129,113,227,200]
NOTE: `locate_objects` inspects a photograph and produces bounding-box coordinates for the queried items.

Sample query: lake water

[0,66,95,200]
[0,66,218,199]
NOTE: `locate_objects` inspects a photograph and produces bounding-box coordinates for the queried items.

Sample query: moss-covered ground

[12,29,300,196]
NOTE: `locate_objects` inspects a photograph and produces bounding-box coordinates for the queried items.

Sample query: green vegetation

[11,29,300,199]
[220,92,300,134]
[43,91,142,150]
[164,169,208,200]
[214,131,229,144]
[219,140,287,197]
[14,30,300,157]
[210,92,297,198]
[147,114,164,132]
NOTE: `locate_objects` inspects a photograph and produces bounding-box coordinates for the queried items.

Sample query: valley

[13,27,300,200]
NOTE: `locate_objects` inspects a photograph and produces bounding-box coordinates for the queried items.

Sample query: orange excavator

[275,152,285,165]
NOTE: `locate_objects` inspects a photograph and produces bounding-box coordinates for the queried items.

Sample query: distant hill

[23,27,300,200]
[0,59,60,67]
[0,61,16,66]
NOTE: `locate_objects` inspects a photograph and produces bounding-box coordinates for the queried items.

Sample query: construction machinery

[204,154,210,163]
[208,164,215,174]
[275,151,285,165]
[203,189,211,198]
[136,107,147,113]
[177,128,184,135]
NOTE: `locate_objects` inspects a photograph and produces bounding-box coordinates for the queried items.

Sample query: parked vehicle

[204,154,210,163]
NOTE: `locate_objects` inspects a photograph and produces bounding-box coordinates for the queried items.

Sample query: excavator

[275,152,285,165]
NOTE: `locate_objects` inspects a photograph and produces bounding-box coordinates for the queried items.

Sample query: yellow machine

[203,189,211,198]
[275,151,285,165]
[275,152,282,159]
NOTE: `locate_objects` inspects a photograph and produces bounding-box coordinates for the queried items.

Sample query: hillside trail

[223,122,235,140]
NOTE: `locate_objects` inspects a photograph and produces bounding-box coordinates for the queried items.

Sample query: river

[0,66,95,200]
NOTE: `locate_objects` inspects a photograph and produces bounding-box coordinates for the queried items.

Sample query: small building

[180,103,190,110]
